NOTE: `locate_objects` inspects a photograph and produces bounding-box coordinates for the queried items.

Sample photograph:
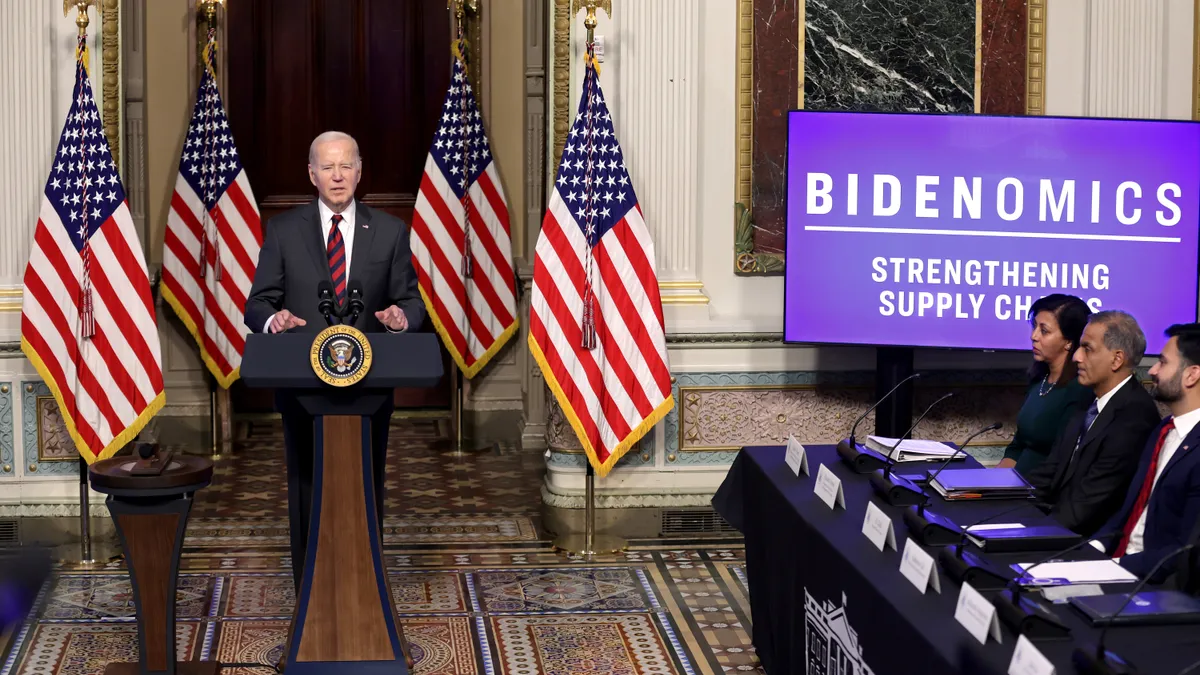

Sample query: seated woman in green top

[997,294,1094,476]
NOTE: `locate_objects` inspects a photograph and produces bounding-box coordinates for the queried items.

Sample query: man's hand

[375,305,408,332]
[270,309,307,333]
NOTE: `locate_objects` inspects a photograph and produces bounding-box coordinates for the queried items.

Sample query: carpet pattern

[2,420,761,675]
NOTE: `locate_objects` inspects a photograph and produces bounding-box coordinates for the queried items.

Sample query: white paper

[900,538,940,594]
[955,582,1002,645]
[814,464,845,510]
[867,436,959,458]
[1014,560,1138,585]
[1008,635,1057,675]
[785,435,809,476]
[966,523,1026,532]
[862,501,897,551]
[1041,584,1104,603]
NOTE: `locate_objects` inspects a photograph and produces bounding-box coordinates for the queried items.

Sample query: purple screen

[784,111,1200,354]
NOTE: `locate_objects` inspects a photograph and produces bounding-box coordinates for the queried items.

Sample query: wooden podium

[89,447,217,675]
[242,331,443,675]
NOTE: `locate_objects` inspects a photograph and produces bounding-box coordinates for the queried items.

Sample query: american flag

[528,55,674,477]
[411,46,518,378]
[20,40,164,464]
[161,39,262,388]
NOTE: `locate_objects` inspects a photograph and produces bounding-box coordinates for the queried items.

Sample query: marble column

[608,0,707,305]
[1045,0,1195,120]
[0,1,106,340]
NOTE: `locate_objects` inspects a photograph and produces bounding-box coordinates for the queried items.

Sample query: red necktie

[327,214,346,304]
[1114,419,1174,557]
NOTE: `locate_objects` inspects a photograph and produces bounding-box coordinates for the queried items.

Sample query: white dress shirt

[1123,405,1200,555]
[263,200,356,333]
[1094,374,1133,416]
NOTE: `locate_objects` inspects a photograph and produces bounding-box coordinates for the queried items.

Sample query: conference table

[712,444,1200,675]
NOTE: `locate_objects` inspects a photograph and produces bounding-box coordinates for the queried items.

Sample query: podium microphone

[1072,544,1195,675]
[837,372,923,473]
[317,280,337,326]
[344,280,365,326]
[868,392,954,506]
[993,528,1122,640]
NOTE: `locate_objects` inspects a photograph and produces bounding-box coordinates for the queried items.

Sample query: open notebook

[865,436,961,462]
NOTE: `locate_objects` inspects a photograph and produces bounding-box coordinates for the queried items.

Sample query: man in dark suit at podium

[245,130,426,589]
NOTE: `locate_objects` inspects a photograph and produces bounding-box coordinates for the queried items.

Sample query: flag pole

[66,0,99,570]
[551,0,625,560]
[199,0,225,460]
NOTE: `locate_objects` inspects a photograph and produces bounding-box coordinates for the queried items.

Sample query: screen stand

[875,347,915,437]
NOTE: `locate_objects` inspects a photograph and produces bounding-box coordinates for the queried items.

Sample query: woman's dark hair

[1028,294,1092,385]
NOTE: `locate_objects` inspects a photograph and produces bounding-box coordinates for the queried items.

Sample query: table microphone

[993,528,1123,640]
[344,280,365,326]
[903,422,1004,544]
[868,392,954,506]
[939,499,1052,590]
[317,280,337,326]
[837,372,922,473]
[1072,544,1196,675]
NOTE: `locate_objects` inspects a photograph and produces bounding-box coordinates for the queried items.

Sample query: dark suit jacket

[1100,417,1200,581]
[1025,376,1161,536]
[244,200,426,335]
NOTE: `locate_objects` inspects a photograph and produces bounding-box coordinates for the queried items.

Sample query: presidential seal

[310,324,373,387]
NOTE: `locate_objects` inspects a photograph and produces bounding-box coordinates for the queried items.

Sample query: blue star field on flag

[46,58,125,253]
[180,63,243,210]
[551,61,637,247]
[430,56,492,197]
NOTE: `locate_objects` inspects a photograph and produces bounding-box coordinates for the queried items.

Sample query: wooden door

[224,0,453,411]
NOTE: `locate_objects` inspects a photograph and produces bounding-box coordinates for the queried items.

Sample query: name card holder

[900,538,941,594]
[1008,635,1056,675]
[785,435,809,476]
[862,501,897,551]
[955,582,1002,645]
[814,464,845,510]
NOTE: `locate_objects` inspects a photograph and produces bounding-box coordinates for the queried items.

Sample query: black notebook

[929,468,1034,500]
[965,524,1081,552]
[1069,590,1200,626]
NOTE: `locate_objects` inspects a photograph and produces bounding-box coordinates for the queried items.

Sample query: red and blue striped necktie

[327,213,347,305]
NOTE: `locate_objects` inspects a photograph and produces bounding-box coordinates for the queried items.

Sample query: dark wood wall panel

[225,0,453,411]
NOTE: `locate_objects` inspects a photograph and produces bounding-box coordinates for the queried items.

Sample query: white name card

[862,501,897,551]
[785,435,809,476]
[814,464,845,510]
[955,582,1002,645]
[900,538,941,594]
[1008,635,1056,675]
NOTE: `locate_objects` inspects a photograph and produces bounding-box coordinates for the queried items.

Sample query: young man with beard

[1093,323,1200,582]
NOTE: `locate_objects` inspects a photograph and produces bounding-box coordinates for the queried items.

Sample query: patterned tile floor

[2,420,762,675]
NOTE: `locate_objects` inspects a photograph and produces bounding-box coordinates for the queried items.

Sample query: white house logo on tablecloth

[804,589,875,675]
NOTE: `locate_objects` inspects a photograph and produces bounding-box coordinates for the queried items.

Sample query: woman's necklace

[1038,375,1056,396]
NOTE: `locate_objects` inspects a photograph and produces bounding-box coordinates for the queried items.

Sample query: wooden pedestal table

[89,445,216,675]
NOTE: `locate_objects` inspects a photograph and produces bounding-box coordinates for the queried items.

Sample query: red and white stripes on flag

[161,40,262,388]
[20,40,164,464]
[411,46,518,378]
[528,55,674,477]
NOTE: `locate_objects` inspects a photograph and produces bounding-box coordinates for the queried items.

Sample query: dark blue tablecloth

[712,444,1200,675]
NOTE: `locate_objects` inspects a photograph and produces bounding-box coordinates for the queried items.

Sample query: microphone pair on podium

[317,279,365,326]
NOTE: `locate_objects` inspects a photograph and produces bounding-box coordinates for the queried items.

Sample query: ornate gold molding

[1194,0,1200,119]
[101,0,120,170]
[734,0,752,223]
[1026,0,1045,115]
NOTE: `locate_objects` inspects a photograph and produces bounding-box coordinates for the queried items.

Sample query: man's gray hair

[1090,310,1146,366]
[308,131,362,166]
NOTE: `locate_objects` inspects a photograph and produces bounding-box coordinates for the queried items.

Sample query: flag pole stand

[59,456,116,571]
[437,363,495,456]
[553,464,626,559]
[208,380,223,460]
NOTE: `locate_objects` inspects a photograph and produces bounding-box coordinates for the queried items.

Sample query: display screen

[784,110,1200,353]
